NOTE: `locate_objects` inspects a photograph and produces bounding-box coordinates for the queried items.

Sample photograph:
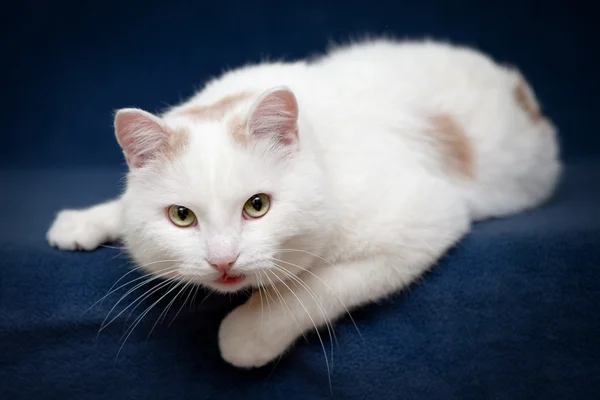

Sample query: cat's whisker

[278,248,336,268]
[256,272,275,318]
[268,263,338,350]
[263,279,274,319]
[261,270,286,313]
[124,275,182,322]
[100,244,127,250]
[259,279,266,325]
[121,278,181,339]
[104,249,130,264]
[105,276,179,333]
[160,281,190,325]
[268,263,337,373]
[198,289,215,307]
[95,259,184,310]
[251,272,265,326]
[99,267,180,326]
[147,280,189,340]
[86,264,179,316]
[169,281,197,327]
[100,272,179,332]
[116,279,184,359]
[92,262,155,311]
[135,259,187,269]
[261,270,308,343]
[266,269,332,392]
[155,281,188,327]
[85,273,150,317]
[190,285,200,311]
[272,257,363,340]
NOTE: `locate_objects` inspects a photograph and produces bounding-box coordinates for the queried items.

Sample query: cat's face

[116,87,330,292]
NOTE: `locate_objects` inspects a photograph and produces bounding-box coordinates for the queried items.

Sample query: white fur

[47,38,561,368]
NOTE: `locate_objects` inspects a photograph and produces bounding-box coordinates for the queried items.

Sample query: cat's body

[47,39,560,368]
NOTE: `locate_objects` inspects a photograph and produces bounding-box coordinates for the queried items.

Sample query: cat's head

[115,87,331,293]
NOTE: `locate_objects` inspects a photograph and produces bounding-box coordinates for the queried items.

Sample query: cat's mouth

[214,272,246,286]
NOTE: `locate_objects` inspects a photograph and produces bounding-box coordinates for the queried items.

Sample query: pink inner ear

[247,87,299,145]
[114,108,168,168]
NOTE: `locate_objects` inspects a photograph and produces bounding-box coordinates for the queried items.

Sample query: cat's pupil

[177,207,189,221]
[251,196,262,211]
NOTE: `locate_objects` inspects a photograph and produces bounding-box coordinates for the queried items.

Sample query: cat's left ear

[246,86,299,149]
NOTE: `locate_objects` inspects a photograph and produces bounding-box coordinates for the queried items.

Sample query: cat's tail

[459,68,562,221]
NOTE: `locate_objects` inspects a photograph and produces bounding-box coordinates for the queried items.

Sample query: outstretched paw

[47,208,116,251]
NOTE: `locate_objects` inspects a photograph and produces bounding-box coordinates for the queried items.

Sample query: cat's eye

[167,205,197,227]
[243,194,270,219]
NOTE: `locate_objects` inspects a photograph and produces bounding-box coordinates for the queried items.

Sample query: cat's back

[313,39,560,222]
[311,38,512,103]
[171,38,507,120]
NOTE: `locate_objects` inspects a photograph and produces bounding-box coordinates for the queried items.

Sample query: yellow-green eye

[167,205,197,227]
[243,194,270,218]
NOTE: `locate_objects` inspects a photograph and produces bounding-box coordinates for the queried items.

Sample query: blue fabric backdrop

[1,1,599,399]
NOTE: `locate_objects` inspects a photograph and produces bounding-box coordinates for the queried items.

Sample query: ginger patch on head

[166,127,190,156]
[174,92,253,120]
[228,115,248,145]
[514,79,542,123]
[430,114,474,179]
[150,126,190,164]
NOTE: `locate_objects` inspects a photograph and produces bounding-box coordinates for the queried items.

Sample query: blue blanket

[2,0,599,398]
[1,164,599,399]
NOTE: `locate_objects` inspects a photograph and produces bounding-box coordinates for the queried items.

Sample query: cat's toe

[46,209,106,251]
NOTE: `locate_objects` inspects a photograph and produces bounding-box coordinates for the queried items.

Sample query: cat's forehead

[161,117,273,195]
[197,117,251,157]
[166,115,231,156]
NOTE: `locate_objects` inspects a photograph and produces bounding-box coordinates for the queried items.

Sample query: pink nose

[208,256,238,272]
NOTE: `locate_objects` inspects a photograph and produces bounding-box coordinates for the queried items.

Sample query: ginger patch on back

[430,113,474,179]
[514,79,542,123]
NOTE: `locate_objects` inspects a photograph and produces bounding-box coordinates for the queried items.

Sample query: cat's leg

[47,198,123,251]
[218,197,470,368]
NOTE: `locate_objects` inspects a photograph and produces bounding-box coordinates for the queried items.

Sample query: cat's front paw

[47,209,110,251]
[218,302,293,368]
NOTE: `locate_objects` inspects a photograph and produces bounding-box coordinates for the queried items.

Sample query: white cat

[47,38,561,368]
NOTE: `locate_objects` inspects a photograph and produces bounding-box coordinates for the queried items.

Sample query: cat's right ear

[114,108,169,169]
